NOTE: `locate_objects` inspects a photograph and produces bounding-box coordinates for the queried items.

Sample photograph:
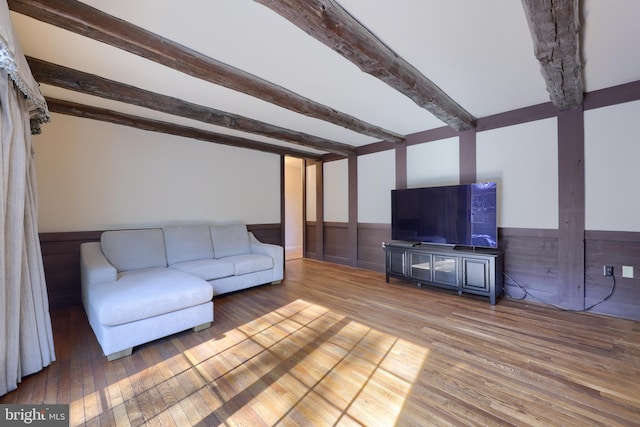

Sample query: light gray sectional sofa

[80,223,284,360]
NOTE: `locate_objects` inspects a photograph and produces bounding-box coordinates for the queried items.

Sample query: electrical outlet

[604,265,614,276]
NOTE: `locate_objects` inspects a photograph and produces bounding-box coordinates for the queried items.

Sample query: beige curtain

[1,0,55,396]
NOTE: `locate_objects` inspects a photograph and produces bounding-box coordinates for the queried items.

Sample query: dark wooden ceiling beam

[254,0,477,132]
[28,57,356,157]
[521,0,583,110]
[8,0,404,144]
[47,98,323,161]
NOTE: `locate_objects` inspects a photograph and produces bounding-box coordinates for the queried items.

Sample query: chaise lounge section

[80,223,284,360]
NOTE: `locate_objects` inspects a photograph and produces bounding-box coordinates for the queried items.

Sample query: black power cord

[503,271,616,313]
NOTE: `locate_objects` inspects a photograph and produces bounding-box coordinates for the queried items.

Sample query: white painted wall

[407,137,459,188]
[476,118,558,229]
[323,159,349,222]
[585,100,640,231]
[357,150,395,223]
[306,163,317,222]
[33,114,280,232]
[33,105,640,236]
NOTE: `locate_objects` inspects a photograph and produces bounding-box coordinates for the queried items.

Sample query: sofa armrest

[81,242,117,289]
[249,232,284,281]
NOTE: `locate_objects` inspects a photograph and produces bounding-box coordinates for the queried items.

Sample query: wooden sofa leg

[107,347,132,361]
[271,280,282,285]
[193,322,211,332]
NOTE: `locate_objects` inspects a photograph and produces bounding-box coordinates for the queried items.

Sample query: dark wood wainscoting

[498,227,560,298]
[40,223,282,310]
[498,228,640,320]
[357,223,389,272]
[305,221,317,259]
[585,230,640,319]
[304,222,389,271]
[246,223,282,246]
[40,231,103,309]
[323,222,350,265]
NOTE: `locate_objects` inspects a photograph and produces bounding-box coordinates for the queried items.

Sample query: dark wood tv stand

[383,242,504,305]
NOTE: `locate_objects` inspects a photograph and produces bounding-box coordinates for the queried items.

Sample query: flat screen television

[391,182,498,248]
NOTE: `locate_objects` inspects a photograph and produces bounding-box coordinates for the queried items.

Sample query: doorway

[284,156,304,260]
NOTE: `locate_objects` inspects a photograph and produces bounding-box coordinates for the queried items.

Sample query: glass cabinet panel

[433,255,458,285]
[410,253,432,281]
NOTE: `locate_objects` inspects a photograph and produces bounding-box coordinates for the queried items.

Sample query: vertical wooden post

[396,141,407,190]
[280,156,286,249]
[315,161,324,261]
[348,155,358,266]
[459,129,477,184]
[557,107,585,310]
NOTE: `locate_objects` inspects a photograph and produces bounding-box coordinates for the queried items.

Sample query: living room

[1,1,639,425]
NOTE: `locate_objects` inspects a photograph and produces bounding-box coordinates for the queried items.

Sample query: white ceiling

[9,0,640,156]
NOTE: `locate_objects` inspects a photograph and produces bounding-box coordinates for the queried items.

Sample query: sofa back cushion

[210,223,251,258]
[163,225,215,265]
[101,229,167,272]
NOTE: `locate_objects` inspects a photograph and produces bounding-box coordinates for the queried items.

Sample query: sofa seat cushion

[90,268,213,326]
[169,258,234,281]
[225,254,274,276]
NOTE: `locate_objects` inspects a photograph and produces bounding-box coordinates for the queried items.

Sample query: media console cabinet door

[462,257,491,292]
[387,248,406,276]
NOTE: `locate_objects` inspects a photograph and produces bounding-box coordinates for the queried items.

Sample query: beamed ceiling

[7,0,640,160]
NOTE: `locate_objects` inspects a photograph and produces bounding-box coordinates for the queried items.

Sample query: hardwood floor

[2,258,640,426]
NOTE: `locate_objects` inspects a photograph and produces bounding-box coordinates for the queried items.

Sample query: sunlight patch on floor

[195,299,430,425]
